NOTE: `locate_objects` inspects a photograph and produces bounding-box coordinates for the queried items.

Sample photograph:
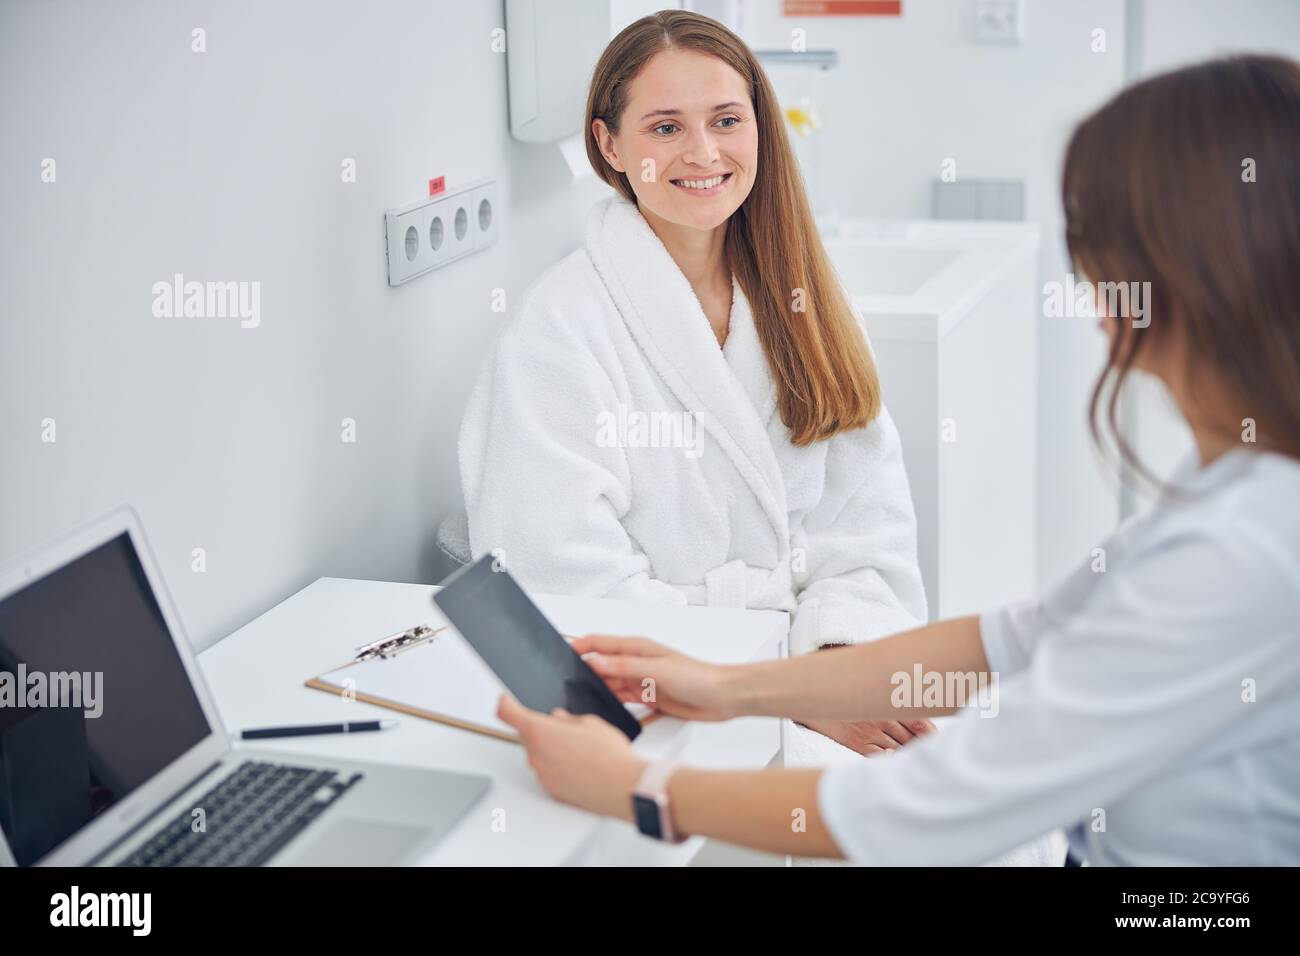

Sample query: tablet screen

[432,557,642,740]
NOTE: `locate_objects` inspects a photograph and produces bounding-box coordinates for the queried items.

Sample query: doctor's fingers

[572,633,668,658]
[583,651,662,683]
[607,678,649,704]
[497,693,540,732]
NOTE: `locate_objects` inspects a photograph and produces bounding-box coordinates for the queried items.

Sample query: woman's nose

[681,126,720,166]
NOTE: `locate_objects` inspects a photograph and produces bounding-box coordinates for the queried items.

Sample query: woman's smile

[669,171,734,196]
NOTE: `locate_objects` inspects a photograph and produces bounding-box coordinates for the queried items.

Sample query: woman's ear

[592,118,626,174]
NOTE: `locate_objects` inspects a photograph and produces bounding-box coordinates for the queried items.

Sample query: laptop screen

[0,531,212,864]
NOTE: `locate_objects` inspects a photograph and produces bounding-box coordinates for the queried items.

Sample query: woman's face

[593,48,758,233]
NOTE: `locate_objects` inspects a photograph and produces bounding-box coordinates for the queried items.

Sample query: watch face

[633,794,663,839]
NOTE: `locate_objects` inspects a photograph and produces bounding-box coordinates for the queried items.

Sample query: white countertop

[824,218,1041,343]
[198,576,788,865]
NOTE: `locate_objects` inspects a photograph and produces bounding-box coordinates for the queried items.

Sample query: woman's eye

[652,117,739,136]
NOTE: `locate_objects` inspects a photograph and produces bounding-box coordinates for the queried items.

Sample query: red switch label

[428,176,446,197]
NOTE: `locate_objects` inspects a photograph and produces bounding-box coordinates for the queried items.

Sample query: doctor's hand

[570,634,737,722]
[798,643,935,755]
[496,694,645,820]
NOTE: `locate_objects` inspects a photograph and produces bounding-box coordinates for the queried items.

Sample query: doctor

[497,53,1300,865]
[459,11,930,758]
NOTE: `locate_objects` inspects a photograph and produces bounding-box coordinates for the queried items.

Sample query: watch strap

[633,761,683,843]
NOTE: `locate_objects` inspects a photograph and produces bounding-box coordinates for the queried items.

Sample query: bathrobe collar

[585,195,789,546]
[722,271,780,425]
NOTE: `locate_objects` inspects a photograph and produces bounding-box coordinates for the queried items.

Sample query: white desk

[198,577,788,866]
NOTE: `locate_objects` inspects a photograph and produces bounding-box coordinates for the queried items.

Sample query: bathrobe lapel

[585,195,790,549]
[721,272,780,425]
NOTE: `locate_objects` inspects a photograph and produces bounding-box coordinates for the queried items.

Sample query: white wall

[741,0,1128,590]
[1143,0,1300,71]
[0,0,616,650]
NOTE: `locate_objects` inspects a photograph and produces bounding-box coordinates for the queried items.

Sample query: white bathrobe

[460,194,927,653]
[459,194,1058,865]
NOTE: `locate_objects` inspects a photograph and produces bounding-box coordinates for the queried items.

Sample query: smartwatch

[632,761,685,843]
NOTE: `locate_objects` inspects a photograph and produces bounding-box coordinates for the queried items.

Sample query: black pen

[240,719,399,740]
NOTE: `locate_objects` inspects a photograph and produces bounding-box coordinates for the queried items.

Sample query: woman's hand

[798,716,937,756]
[496,694,645,819]
[569,634,738,721]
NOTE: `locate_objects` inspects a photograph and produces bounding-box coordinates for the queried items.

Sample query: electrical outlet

[426,201,452,271]
[442,193,474,262]
[384,178,498,286]
[975,0,1025,45]
[384,206,430,286]
[470,181,499,250]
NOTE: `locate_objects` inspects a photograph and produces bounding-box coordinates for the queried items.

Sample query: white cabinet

[826,221,1041,620]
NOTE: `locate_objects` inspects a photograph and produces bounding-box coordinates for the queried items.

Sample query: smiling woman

[457,9,934,808]
[582,17,880,432]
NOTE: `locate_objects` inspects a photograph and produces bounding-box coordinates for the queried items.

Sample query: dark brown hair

[584,10,881,445]
[1063,54,1300,488]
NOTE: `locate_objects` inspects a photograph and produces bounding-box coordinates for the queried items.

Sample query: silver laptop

[0,505,490,866]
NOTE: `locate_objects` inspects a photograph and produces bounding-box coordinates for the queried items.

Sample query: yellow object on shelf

[785,104,821,137]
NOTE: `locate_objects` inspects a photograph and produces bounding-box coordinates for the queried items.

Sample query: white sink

[828,246,961,296]
[824,219,1040,342]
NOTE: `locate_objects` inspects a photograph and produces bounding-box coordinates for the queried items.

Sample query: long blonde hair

[584,10,881,446]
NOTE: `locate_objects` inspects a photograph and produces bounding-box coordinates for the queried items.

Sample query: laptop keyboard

[117,760,362,867]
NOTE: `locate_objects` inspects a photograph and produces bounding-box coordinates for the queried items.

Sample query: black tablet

[432,556,642,741]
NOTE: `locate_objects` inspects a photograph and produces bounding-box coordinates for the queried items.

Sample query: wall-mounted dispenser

[383,179,498,287]
[505,0,667,144]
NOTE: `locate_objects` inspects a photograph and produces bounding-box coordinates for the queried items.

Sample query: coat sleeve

[457,298,691,605]
[787,404,929,654]
[817,527,1300,865]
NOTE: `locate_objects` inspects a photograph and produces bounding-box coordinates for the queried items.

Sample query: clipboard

[305,624,654,744]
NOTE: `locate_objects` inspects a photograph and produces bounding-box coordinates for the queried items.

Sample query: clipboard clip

[351,624,445,663]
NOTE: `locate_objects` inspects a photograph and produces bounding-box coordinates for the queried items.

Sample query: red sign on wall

[783,0,902,14]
